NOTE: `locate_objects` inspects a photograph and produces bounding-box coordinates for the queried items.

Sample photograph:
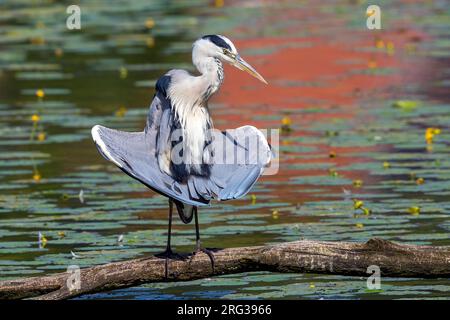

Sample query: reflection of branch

[1,238,448,300]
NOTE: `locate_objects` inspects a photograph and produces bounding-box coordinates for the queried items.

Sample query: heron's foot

[155,247,182,279]
[192,241,215,273]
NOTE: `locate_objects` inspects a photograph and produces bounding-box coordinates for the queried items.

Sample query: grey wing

[189,126,272,201]
[91,94,209,206]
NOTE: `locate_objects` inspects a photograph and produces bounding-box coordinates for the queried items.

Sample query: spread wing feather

[92,91,271,206]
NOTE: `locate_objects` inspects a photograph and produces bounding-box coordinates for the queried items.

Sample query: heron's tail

[174,200,195,224]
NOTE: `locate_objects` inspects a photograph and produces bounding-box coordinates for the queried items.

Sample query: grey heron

[91,35,272,275]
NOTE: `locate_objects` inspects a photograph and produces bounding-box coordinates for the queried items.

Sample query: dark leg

[193,207,215,273]
[156,199,175,278]
[166,198,173,253]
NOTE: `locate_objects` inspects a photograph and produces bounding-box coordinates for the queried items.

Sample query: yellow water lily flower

[37,132,46,141]
[425,128,441,144]
[383,161,390,169]
[416,177,424,185]
[355,223,364,228]
[375,39,385,49]
[408,206,420,215]
[281,116,291,126]
[250,194,256,205]
[31,114,41,122]
[145,18,155,29]
[115,106,127,117]
[33,171,41,182]
[272,210,279,219]
[425,130,433,144]
[35,89,45,99]
[353,199,364,209]
[54,48,63,57]
[353,179,363,188]
[281,116,292,134]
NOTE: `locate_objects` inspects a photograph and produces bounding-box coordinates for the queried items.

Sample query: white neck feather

[165,46,224,174]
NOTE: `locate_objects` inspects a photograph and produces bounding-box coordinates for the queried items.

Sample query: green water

[0,0,449,299]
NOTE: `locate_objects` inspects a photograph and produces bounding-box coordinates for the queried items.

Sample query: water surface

[0,0,449,299]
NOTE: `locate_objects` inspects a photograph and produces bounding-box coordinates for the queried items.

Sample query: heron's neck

[161,56,222,177]
[193,56,224,101]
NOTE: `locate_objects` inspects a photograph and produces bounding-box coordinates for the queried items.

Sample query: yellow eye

[223,48,235,58]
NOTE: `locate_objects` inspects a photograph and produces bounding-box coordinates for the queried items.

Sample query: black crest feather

[202,35,232,51]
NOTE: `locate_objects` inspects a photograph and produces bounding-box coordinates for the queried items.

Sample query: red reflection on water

[208,11,432,206]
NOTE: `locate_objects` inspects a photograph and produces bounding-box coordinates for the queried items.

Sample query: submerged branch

[0,238,448,300]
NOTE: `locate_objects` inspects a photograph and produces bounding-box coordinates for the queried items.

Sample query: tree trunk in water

[0,238,448,300]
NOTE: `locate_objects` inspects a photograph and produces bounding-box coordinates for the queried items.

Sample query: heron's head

[194,35,268,84]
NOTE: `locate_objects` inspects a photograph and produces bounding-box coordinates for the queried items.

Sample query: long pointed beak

[233,55,268,84]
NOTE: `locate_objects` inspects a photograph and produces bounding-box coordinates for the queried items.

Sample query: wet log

[0,238,448,300]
